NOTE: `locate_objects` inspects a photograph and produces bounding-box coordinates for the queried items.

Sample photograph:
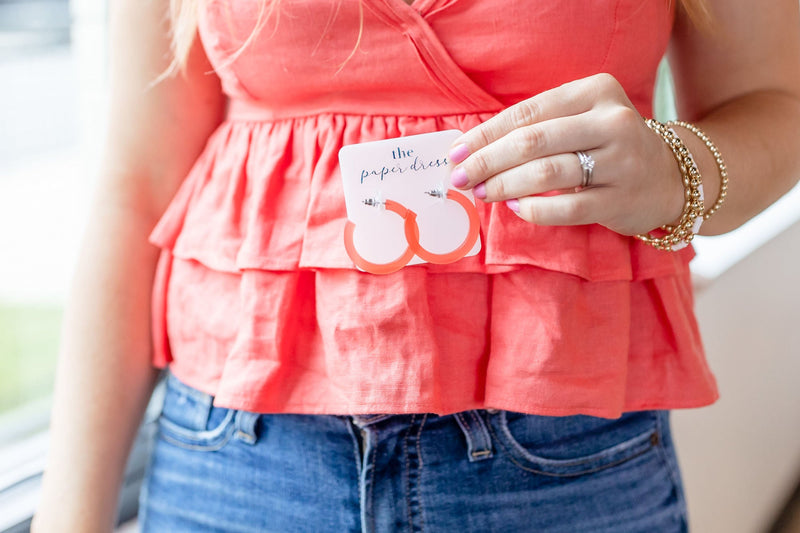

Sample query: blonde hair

[160,0,710,80]
[676,0,712,29]
[153,0,274,84]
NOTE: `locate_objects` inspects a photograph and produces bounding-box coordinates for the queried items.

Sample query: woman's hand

[448,73,686,236]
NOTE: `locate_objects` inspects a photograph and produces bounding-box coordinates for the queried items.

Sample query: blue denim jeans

[138,371,689,532]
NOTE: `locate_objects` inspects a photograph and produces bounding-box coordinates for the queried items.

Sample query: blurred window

[0,0,81,442]
[0,1,109,528]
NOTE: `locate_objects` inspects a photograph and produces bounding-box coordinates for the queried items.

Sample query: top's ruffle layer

[150,111,693,281]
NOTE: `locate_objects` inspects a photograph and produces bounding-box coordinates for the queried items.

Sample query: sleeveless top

[149,0,719,418]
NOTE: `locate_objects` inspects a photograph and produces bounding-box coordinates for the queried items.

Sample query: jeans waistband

[164,368,494,461]
[349,414,395,427]
[350,410,494,462]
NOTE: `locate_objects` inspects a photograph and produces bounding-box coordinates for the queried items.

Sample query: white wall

[674,219,800,533]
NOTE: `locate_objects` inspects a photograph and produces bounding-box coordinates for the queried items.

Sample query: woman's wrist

[656,126,690,229]
[640,117,730,249]
[637,119,708,250]
[669,122,723,223]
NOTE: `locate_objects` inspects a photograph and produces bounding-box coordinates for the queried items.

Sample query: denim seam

[365,426,377,533]
[486,415,657,478]
[353,414,393,427]
[402,414,427,532]
[499,411,656,467]
[454,412,468,432]
[404,414,416,533]
[415,414,427,533]
[654,413,690,530]
[344,418,364,477]
[158,408,236,441]
[343,417,366,533]
[158,426,235,452]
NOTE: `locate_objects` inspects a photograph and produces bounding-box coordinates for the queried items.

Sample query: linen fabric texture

[148,0,719,418]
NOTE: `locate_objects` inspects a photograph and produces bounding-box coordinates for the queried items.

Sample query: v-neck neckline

[389,0,439,16]
[365,0,504,112]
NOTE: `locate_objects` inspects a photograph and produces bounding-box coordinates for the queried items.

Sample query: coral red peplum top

[149,0,718,419]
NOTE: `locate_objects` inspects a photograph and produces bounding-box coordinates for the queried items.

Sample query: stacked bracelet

[636,119,705,251]
[666,120,729,220]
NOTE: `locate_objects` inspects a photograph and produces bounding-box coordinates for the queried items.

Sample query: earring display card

[339,130,482,272]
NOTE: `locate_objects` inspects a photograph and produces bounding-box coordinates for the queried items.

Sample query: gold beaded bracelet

[636,119,705,251]
[666,120,728,220]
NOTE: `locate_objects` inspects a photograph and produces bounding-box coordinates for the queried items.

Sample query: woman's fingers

[450,113,604,189]
[508,187,615,228]
[446,72,678,234]
[472,152,597,202]
[449,73,623,162]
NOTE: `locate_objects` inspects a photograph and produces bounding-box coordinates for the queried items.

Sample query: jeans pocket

[487,409,660,477]
[156,371,237,451]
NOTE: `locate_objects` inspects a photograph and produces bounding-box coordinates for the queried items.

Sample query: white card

[339,130,482,273]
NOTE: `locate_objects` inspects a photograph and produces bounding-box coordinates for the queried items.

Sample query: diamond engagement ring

[576,151,595,188]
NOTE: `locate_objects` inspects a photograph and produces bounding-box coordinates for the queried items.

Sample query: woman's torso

[148,0,718,418]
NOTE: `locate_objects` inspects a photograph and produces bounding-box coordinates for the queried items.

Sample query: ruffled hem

[198,389,719,420]
[149,111,694,283]
[153,253,718,420]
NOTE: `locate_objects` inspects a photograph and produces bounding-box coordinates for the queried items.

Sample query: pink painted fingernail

[448,143,470,164]
[506,199,520,213]
[473,183,487,200]
[451,167,469,187]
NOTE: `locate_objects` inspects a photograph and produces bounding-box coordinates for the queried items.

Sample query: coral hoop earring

[343,199,418,275]
[407,189,481,265]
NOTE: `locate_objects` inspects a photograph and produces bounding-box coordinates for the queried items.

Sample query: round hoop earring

[407,189,481,265]
[344,198,419,275]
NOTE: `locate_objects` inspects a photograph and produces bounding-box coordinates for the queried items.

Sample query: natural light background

[0,0,106,437]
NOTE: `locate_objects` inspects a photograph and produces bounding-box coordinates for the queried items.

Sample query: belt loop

[454,410,494,462]
[234,410,260,445]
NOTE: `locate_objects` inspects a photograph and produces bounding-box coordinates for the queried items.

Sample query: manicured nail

[448,143,470,164]
[451,167,468,188]
[506,199,520,213]
[473,183,487,200]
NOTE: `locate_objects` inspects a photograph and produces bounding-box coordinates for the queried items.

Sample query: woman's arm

[447,0,800,239]
[669,0,800,235]
[32,0,225,531]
